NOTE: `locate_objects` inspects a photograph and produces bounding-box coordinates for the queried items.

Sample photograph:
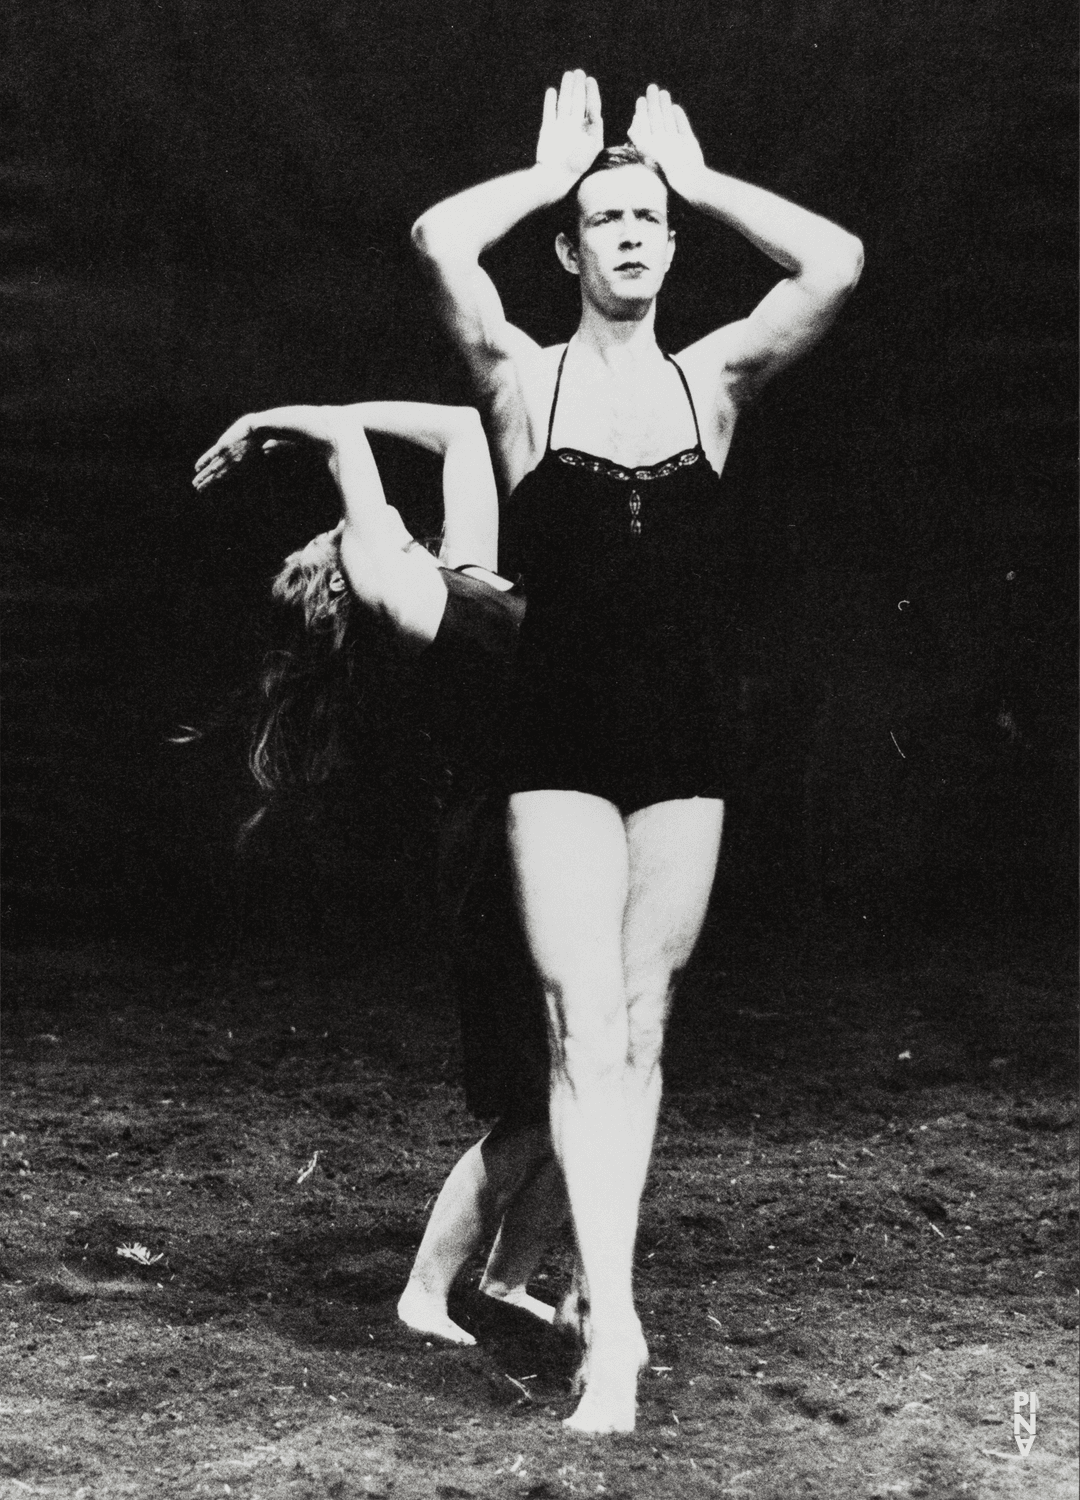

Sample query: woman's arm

[194,402,502,644]
[193,404,400,557]
[194,401,499,570]
[343,404,499,572]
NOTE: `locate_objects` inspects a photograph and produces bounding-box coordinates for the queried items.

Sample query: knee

[626,1016,665,1077]
[545,975,629,1085]
[624,963,678,1073]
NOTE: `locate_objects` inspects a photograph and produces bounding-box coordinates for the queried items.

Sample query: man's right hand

[535,69,604,190]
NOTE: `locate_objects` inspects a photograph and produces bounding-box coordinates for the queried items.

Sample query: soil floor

[1,938,1077,1500]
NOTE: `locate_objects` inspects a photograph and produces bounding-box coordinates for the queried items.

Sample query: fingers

[192,433,253,488]
[193,447,217,472]
[192,450,228,489]
[584,73,602,129]
[552,71,688,142]
[646,82,663,135]
[640,83,682,136]
[557,69,578,117]
[542,85,556,131]
[192,463,218,490]
[555,67,597,123]
[627,96,648,151]
[659,88,677,134]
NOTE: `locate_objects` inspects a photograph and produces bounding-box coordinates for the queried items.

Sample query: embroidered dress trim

[553,446,701,483]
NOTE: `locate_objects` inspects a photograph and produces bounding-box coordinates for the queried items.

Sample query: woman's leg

[397,1121,551,1344]
[508,791,643,1432]
[479,1154,567,1322]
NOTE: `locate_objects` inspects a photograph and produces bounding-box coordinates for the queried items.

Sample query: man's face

[559,165,674,316]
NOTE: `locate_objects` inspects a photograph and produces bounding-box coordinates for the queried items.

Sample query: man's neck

[574,298,663,368]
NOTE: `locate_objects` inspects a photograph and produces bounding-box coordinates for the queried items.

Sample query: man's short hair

[554,144,671,247]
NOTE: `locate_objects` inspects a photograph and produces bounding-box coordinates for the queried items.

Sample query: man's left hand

[628,85,706,200]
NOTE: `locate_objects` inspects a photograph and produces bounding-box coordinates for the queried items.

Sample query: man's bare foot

[569,1316,648,1396]
[396,1282,475,1345]
[481,1285,557,1324]
[563,1329,643,1434]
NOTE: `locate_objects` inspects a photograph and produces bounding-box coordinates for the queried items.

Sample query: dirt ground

[2,934,1077,1500]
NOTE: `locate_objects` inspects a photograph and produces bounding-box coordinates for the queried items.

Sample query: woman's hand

[193,417,296,491]
[628,84,706,200]
[535,69,604,189]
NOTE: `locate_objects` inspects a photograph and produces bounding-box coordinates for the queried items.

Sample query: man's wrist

[530,161,581,203]
[662,161,711,206]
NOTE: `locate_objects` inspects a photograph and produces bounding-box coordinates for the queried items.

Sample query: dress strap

[665,353,703,449]
[545,343,572,452]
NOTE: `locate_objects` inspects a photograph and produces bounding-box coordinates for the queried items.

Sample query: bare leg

[554,1255,588,1342]
[507,791,723,1433]
[568,799,723,1394]
[397,1122,550,1344]
[619,798,724,1241]
[480,1155,567,1323]
[508,792,643,1433]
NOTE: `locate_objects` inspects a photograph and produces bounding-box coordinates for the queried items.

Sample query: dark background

[2,0,1075,964]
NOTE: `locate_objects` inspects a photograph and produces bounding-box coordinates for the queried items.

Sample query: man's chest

[499,348,735,489]
[550,364,698,465]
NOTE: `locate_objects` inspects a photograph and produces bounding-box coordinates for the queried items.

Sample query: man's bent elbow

[807,233,864,308]
[836,232,865,292]
[840,231,864,286]
[410,211,434,257]
[411,211,451,267]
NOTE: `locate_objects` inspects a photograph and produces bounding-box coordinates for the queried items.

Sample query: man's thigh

[506,790,630,995]
[622,798,724,987]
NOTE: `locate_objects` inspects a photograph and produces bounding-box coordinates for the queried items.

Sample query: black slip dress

[500,344,744,814]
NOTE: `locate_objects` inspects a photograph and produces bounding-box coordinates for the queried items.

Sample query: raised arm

[629,85,864,407]
[194,404,403,556]
[193,402,501,642]
[353,404,500,572]
[194,401,496,563]
[410,69,604,398]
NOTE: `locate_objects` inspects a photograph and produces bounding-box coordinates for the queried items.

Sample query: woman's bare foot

[481,1284,557,1324]
[396,1281,475,1345]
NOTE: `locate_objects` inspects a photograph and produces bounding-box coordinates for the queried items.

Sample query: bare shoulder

[517,341,568,426]
[670,334,742,471]
[674,322,745,401]
[491,340,569,493]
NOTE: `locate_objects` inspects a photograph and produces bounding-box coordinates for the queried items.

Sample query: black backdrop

[2,0,1075,958]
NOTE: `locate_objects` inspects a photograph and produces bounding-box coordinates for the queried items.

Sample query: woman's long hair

[240,520,444,862]
[250,521,368,793]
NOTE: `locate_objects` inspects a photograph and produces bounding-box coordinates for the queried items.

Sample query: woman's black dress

[421,569,549,1127]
